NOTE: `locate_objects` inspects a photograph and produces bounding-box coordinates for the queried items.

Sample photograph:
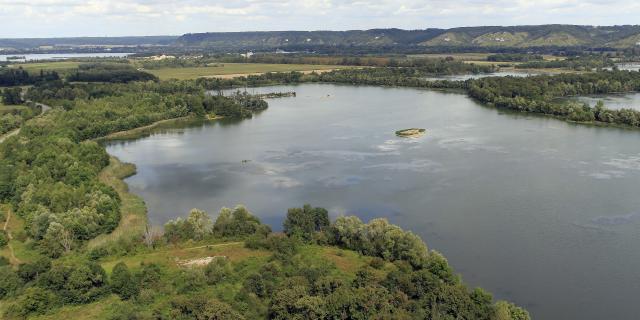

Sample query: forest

[467,71,640,126]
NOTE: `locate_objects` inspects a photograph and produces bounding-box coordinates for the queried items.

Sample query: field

[146,63,350,80]
[9,61,81,74]
[0,103,27,114]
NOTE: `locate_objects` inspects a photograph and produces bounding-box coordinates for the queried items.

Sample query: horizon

[2,23,640,40]
[2,0,640,38]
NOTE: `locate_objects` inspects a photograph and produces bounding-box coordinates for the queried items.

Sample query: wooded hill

[177,25,640,50]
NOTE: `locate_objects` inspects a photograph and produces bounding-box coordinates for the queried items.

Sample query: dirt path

[0,128,20,144]
[3,209,20,264]
[0,101,51,144]
[183,241,243,251]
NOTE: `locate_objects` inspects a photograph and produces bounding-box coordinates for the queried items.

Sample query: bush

[169,295,245,320]
[204,258,233,285]
[0,230,8,248]
[5,287,59,318]
[0,267,23,298]
[174,268,206,294]
[111,262,139,300]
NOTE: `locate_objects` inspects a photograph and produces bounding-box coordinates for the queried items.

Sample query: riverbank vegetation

[468,71,640,127]
[514,55,614,71]
[0,204,529,320]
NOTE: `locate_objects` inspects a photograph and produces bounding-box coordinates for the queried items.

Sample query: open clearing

[147,63,350,80]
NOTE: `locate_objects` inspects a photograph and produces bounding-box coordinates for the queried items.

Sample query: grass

[0,204,44,265]
[86,156,148,250]
[99,241,270,273]
[0,104,27,113]
[146,63,349,80]
[29,295,121,320]
[9,61,81,74]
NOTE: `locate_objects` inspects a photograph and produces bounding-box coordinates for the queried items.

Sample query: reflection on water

[106,84,640,320]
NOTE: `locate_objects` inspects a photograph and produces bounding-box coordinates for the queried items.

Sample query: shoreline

[95,116,194,142]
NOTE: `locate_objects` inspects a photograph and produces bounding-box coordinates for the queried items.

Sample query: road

[0,100,52,144]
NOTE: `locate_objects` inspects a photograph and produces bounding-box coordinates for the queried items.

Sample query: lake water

[570,92,640,111]
[106,84,640,320]
[0,52,132,62]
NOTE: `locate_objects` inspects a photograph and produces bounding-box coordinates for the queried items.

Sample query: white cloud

[0,0,638,37]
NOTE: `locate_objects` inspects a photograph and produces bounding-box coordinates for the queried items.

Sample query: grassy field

[0,103,27,115]
[10,61,81,74]
[147,63,349,80]
[86,156,148,249]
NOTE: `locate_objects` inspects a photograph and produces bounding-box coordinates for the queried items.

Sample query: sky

[1,0,640,38]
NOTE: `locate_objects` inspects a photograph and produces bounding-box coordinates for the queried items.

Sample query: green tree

[110,262,138,300]
[283,204,330,242]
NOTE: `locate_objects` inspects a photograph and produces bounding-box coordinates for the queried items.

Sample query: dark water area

[106,84,640,320]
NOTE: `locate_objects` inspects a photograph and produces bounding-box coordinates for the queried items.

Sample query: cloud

[0,0,639,37]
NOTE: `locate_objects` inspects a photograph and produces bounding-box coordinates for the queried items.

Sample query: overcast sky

[1,0,639,38]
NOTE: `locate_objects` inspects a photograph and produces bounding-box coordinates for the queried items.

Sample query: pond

[569,92,640,111]
[106,84,640,320]
[0,52,132,62]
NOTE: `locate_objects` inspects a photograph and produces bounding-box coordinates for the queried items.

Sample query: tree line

[467,71,640,126]
[0,68,60,86]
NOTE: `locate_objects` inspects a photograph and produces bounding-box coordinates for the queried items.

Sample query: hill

[176,25,640,51]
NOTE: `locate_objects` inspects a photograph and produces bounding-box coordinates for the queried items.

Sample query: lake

[0,52,132,62]
[570,92,640,111]
[106,84,640,320]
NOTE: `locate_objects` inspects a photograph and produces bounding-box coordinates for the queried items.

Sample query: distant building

[148,55,175,61]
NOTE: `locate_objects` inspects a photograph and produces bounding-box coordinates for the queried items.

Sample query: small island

[395,128,426,137]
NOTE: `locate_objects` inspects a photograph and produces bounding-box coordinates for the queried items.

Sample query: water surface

[0,52,132,62]
[570,92,640,111]
[106,84,640,320]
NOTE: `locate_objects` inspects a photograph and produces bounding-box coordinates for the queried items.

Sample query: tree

[212,205,266,238]
[0,267,23,298]
[283,204,330,242]
[187,208,211,240]
[111,262,138,300]
[2,87,23,105]
[143,224,164,248]
[41,222,74,257]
